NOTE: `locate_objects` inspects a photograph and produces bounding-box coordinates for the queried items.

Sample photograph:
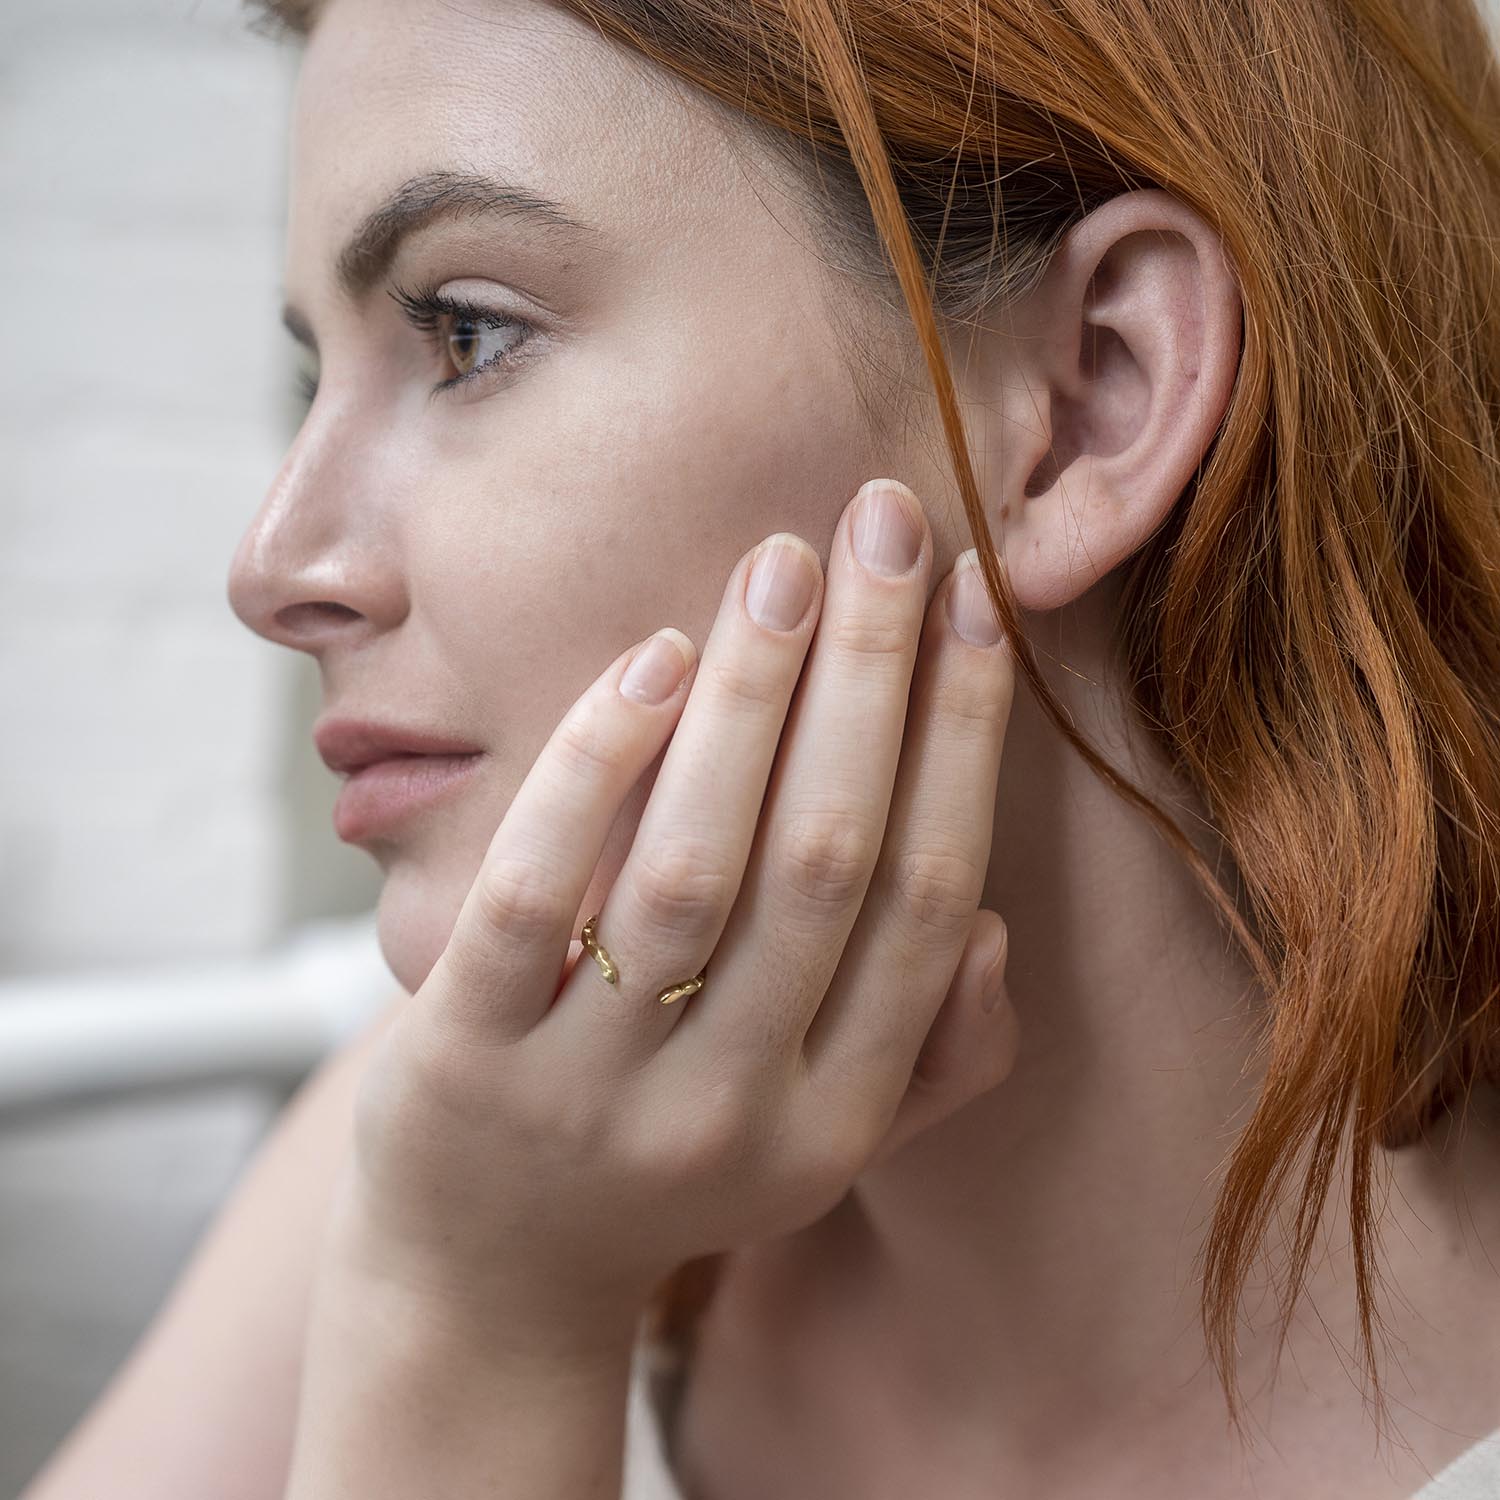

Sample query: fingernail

[947,549,1003,647]
[851,479,923,578]
[745,534,819,632]
[620,629,694,704]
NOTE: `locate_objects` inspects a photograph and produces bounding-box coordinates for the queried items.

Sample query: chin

[372,860,469,995]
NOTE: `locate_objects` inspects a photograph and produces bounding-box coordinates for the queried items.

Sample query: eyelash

[387,279,537,397]
[292,282,537,407]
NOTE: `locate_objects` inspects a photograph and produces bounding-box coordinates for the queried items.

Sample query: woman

[22,0,1500,1495]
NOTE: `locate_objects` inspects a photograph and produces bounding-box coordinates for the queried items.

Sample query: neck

[847,614,1273,1428]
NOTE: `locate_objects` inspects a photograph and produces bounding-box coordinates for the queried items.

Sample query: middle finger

[675,476,933,1063]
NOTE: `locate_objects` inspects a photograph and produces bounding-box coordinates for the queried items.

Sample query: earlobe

[991,189,1243,612]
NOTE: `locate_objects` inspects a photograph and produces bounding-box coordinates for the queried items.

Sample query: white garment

[622,1334,1500,1500]
[623,1334,688,1500]
[1408,1431,1500,1500]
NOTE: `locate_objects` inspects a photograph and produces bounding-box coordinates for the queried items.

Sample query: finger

[799,545,1015,1127]
[671,477,933,1068]
[865,912,1018,1170]
[535,531,823,1068]
[554,939,587,1001]
[426,627,698,1047]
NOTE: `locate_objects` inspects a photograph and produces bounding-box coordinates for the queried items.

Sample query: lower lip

[332,753,483,842]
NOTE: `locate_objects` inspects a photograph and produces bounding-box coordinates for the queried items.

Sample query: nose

[226,419,408,656]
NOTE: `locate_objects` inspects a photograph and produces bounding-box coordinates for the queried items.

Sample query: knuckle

[553,706,628,782]
[534,1088,615,1160]
[772,805,878,911]
[479,1071,615,1169]
[474,856,572,939]
[943,673,1015,737]
[793,1104,882,1201]
[826,606,916,663]
[625,1084,760,1188]
[677,1101,760,1182]
[630,838,736,930]
[702,653,786,713]
[883,844,984,937]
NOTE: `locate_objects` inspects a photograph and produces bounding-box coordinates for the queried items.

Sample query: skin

[223,0,1500,1495]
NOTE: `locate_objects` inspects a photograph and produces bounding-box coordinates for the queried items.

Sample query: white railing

[0,912,395,1114]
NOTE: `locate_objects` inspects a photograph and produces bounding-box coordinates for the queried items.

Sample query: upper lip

[314,717,484,776]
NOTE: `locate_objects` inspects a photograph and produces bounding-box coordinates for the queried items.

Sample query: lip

[331,751,483,843]
[314,717,486,843]
[314,718,485,775]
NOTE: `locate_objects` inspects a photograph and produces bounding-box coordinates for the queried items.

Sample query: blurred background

[0,1,394,1491]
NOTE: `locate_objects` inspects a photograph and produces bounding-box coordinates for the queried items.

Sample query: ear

[978,188,1243,611]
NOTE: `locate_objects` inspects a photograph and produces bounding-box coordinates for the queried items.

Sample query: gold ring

[580,913,618,983]
[580,913,707,1005]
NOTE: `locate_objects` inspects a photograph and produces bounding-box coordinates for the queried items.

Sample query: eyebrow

[280,168,600,350]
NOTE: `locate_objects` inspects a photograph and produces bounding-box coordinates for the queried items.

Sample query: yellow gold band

[580,913,707,1006]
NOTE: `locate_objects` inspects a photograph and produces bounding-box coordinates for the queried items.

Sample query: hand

[338,477,1019,1354]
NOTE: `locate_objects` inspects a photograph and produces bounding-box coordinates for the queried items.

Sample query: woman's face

[227,0,965,993]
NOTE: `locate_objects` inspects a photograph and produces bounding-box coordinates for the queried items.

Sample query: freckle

[999,501,1011,520]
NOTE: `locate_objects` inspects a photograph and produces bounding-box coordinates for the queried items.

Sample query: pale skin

[21,0,1500,1497]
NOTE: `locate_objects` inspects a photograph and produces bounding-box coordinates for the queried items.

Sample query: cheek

[372,317,883,989]
[423,313,879,701]
[544,306,882,645]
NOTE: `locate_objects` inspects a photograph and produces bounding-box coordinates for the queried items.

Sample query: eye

[387,280,538,395]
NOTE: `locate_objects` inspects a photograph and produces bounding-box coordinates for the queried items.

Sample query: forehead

[288,0,772,291]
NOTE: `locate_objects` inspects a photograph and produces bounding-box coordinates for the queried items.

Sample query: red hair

[250,0,1500,1436]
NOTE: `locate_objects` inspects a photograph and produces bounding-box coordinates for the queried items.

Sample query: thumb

[866,911,1018,1170]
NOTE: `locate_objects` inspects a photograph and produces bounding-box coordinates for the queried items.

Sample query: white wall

[0,10,386,1492]
[0,0,381,977]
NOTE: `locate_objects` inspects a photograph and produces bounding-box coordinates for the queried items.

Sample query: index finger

[427,626,698,1047]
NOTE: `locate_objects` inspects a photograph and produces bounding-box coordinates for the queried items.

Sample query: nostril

[272,599,364,641]
[280,600,359,623]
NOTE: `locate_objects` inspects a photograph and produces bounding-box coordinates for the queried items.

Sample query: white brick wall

[0,0,380,976]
